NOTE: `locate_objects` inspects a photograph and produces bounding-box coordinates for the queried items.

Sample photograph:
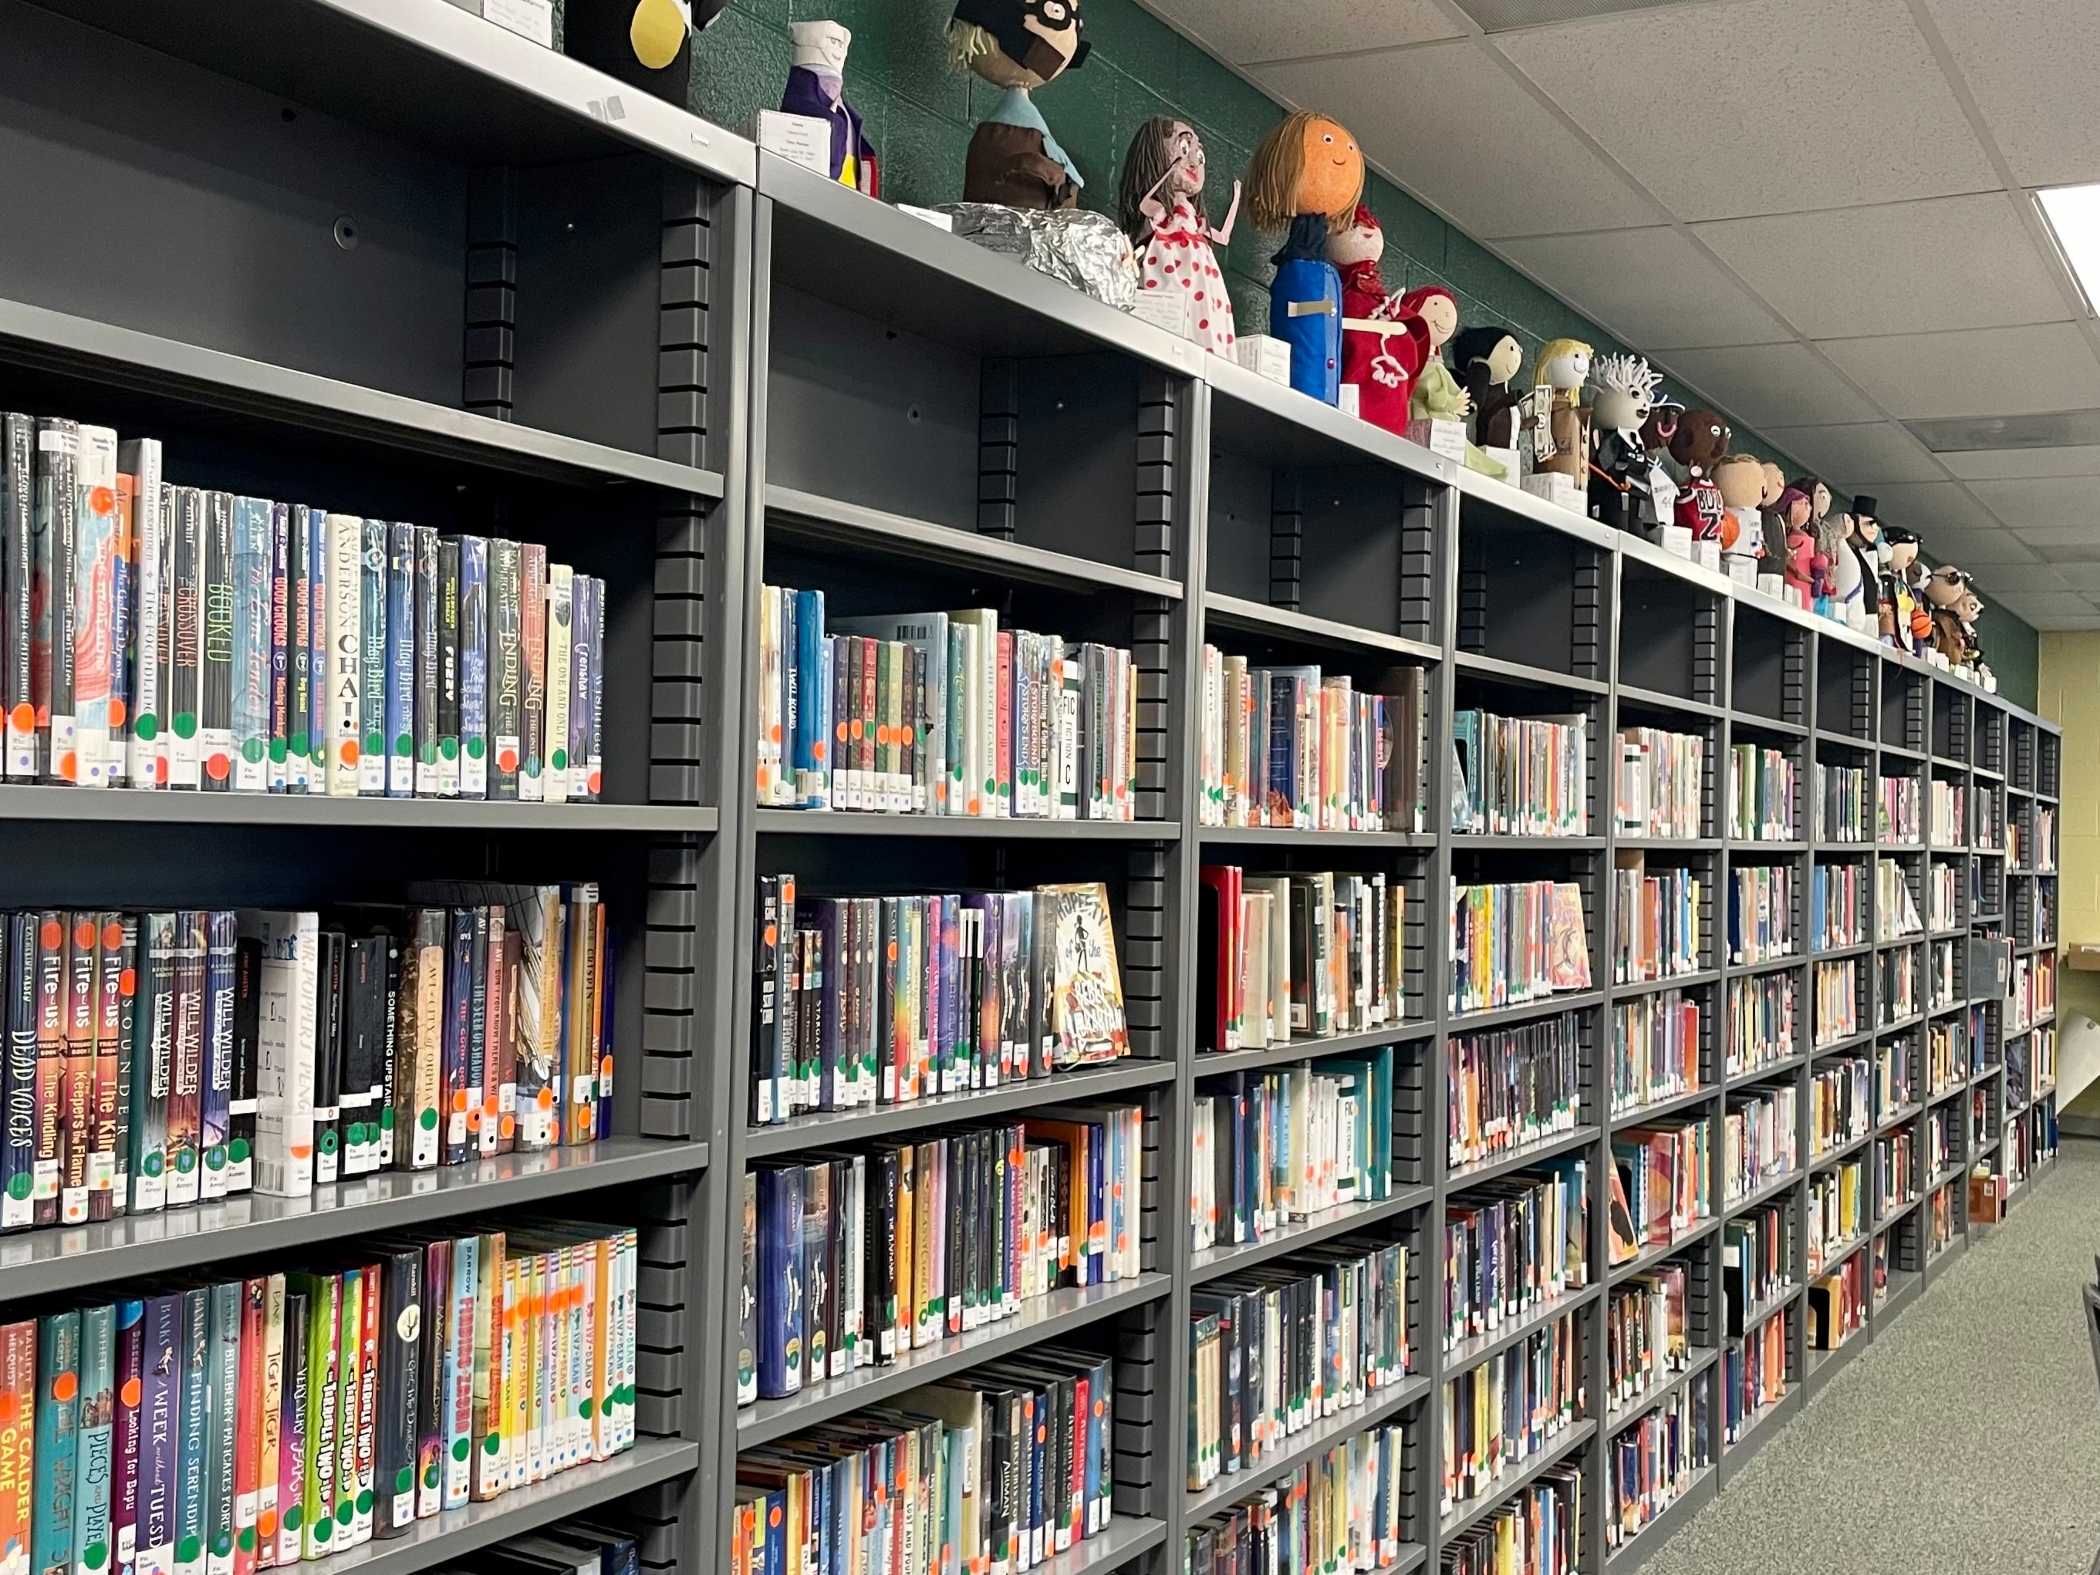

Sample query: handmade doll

[1712,454,1766,564]
[1402,287,1504,476]
[1957,587,1987,669]
[1639,396,1684,525]
[1520,338,1593,484]
[1756,462,1787,571]
[1921,564,1974,663]
[1245,112,1364,404]
[1324,206,1421,434]
[1118,117,1239,356]
[951,0,1089,210]
[1584,352,1662,533]
[1846,497,1883,629]
[1826,512,1864,623]
[1776,487,1815,602]
[1880,527,1932,654]
[565,0,730,99]
[1668,408,1730,545]
[781,22,879,195]
[1451,326,1523,452]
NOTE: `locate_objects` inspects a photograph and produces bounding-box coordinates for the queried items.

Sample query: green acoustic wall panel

[683,0,2040,706]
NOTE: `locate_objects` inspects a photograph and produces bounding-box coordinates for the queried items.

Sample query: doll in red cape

[1326,205,1424,435]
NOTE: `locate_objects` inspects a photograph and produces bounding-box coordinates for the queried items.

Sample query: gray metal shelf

[1191,1019,1439,1079]
[1189,1186,1435,1286]
[755,807,1178,842]
[0,784,718,833]
[1442,1285,1602,1384]
[1197,824,1436,850]
[1439,1420,1596,1543]
[1183,1374,1433,1523]
[1203,592,1442,662]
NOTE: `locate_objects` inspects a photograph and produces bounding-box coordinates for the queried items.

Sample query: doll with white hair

[1585,352,1664,533]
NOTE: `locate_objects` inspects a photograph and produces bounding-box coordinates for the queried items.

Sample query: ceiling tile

[1923,0,2100,188]
[1848,481,2003,532]
[1966,563,2072,594]
[1654,342,1879,429]
[1495,0,1997,222]
[1759,423,1947,486]
[1902,525,2040,564]
[1985,589,2097,626]
[1968,475,2100,530]
[1691,194,2074,339]
[1135,0,1462,66]
[2002,524,2100,549]
[1818,324,2100,418]
[1251,42,1657,241]
[1494,227,1789,349]
[2036,561,2100,593]
[1939,445,2100,480]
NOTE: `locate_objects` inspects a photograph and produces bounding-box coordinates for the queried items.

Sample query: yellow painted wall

[2036,633,2100,1114]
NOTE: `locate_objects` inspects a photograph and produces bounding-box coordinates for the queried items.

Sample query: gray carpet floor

[1639,1139,2100,1575]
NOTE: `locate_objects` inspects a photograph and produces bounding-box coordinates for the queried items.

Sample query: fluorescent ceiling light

[2036,183,2100,316]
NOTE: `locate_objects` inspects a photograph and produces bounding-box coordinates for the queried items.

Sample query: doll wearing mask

[1585,352,1663,533]
[1451,327,1523,453]
[1245,112,1364,404]
[1326,206,1424,435]
[951,0,1089,211]
[1119,116,1239,356]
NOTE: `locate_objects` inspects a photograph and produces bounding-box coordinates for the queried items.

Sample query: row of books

[1450,710,1586,838]
[459,1518,638,1575]
[1809,862,1861,951]
[1807,1255,1865,1350]
[1927,1020,1964,1098]
[1604,1263,1688,1417]
[1814,763,1868,843]
[1448,881,1589,1016]
[1807,1158,1865,1273]
[1929,780,1965,847]
[1439,1468,1580,1575]
[2009,951,2056,1032]
[739,1105,1142,1404]
[1442,1160,1588,1351]
[757,588,1138,821]
[750,877,1128,1126]
[1810,1056,1871,1158]
[1606,1386,1709,1554]
[1613,727,1704,840]
[733,1346,1116,1575]
[1726,973,1795,1079]
[0,1223,636,1575]
[0,890,609,1231]
[1198,867,1404,1054]
[1609,992,1699,1118]
[1190,1050,1395,1251]
[1926,1105,1957,1174]
[1927,1180,1956,1257]
[1880,946,1919,1024]
[1722,1086,1797,1203]
[1614,858,1700,984]
[1976,789,2000,849]
[1813,959,1859,1046]
[1185,1423,1411,1575]
[1722,1206,1794,1340]
[1197,652,1428,833]
[1609,1121,1712,1264]
[1187,1239,1414,1488]
[1930,939,1959,1010]
[1877,775,1921,845]
[2018,806,2055,870]
[1724,1307,1787,1443]
[1877,1037,1914,1116]
[1876,858,1923,939]
[1439,1308,1580,1516]
[1929,862,1959,929]
[1728,743,1796,842]
[1447,1013,1581,1172]
[1729,863,1792,966]
[1,422,607,800]
[1877,1131,1916,1213]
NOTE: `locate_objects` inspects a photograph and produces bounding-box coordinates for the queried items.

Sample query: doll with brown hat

[951,0,1089,210]
[1245,111,1365,404]
[1921,563,1978,665]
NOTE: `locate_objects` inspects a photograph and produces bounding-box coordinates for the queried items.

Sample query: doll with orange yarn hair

[1244,111,1365,403]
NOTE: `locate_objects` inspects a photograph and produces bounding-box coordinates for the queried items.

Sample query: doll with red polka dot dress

[1117,116,1240,357]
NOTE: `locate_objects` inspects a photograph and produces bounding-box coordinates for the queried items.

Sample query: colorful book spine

[0,1319,36,1575]
[385,524,415,799]
[3,912,35,1231]
[374,1247,422,1537]
[61,914,95,1224]
[357,521,387,797]
[172,1289,206,1575]
[459,536,488,800]
[329,1270,361,1553]
[3,414,34,778]
[137,1295,179,1575]
[69,426,120,788]
[441,912,472,1167]
[518,545,546,805]
[205,1283,239,1575]
[234,1281,264,1575]
[247,910,316,1199]
[109,915,137,1218]
[568,575,596,804]
[32,913,63,1226]
[118,440,164,788]
[441,1238,475,1512]
[165,912,205,1210]
[254,1275,284,1572]
[470,1231,506,1502]
[199,491,235,791]
[294,1273,339,1563]
[324,514,361,797]
[273,1289,307,1570]
[39,420,80,783]
[306,507,327,793]
[267,503,290,793]
[227,929,257,1196]
[127,913,173,1216]
[489,540,522,801]
[230,498,272,793]
[436,538,459,800]
[34,1309,81,1575]
[89,913,122,1222]
[412,527,438,799]
[284,508,311,794]
[413,1239,448,1520]
[111,1301,144,1575]
[543,567,571,805]
[73,1302,114,1575]
[199,912,236,1201]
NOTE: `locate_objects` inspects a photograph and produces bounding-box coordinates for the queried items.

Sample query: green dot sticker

[242,738,266,764]
[290,730,310,754]
[319,1130,338,1155]
[177,1537,201,1563]
[395,1467,413,1495]
[229,1138,250,1163]
[83,1543,106,1570]
[441,738,459,761]
[269,739,287,764]
[283,1506,302,1533]
[174,711,198,741]
[466,737,485,761]
[395,732,413,758]
[484,1433,501,1456]
[206,1146,226,1171]
[451,1439,470,1463]
[238,1529,255,1553]
[419,741,436,765]
[346,1122,365,1146]
[175,1151,195,1175]
[356,1491,374,1515]
[5,1175,27,1201]
[551,747,568,771]
[580,1398,593,1420]
[144,1153,164,1177]
[381,1109,396,1131]
[314,1519,331,1544]
[336,1503,352,1528]
[420,1109,439,1132]
[423,1464,440,1489]
[363,731,383,757]
[136,716,158,742]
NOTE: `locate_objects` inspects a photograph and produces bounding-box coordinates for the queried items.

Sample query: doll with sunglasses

[951,0,1090,210]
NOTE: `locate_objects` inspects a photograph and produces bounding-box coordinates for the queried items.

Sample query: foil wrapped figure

[938,203,1139,308]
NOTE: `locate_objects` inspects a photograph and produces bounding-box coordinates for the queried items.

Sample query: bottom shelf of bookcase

[1718,1386,1799,1488]
[1603,1463,1717,1572]
[340,1439,700,1575]
[1804,1324,1868,1395]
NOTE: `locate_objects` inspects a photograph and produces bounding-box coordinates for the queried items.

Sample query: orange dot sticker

[37,919,58,949]
[102,921,123,951]
[7,704,29,734]
[119,969,136,996]
[206,752,230,782]
[536,1089,555,1111]
[88,486,114,515]
[74,920,95,950]
[56,751,76,782]
[465,1108,481,1132]
[120,1377,141,1408]
[499,1115,515,1139]
[52,1373,76,1403]
[497,747,518,772]
[108,699,126,727]
[339,740,359,767]
[452,1091,469,1113]
[768,723,782,744]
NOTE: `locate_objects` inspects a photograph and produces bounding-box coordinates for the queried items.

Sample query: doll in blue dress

[1243,112,1366,403]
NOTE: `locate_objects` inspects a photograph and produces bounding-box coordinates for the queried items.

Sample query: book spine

[38,420,80,782]
[357,521,387,796]
[136,1297,179,1575]
[199,911,236,1202]
[72,1303,113,1575]
[127,915,171,1215]
[443,911,473,1165]
[397,911,443,1171]
[172,1290,206,1575]
[469,1232,505,1502]
[233,1282,264,1575]
[412,527,439,798]
[350,1266,378,1546]
[375,1249,422,1538]
[205,1283,239,1575]
[31,913,63,1226]
[271,1290,306,1570]
[296,1275,338,1563]
[571,575,599,802]
[2,415,34,778]
[251,911,315,1199]
[34,1310,81,1575]
[110,1302,144,1575]
[0,915,30,1230]
[375,932,399,1170]
[265,504,289,792]
[459,536,488,799]
[198,492,234,789]
[255,1277,283,1572]
[489,539,521,801]
[230,499,271,792]
[88,913,122,1221]
[87,428,129,788]
[284,509,310,794]
[464,910,488,1157]
[228,932,259,1195]
[436,537,459,798]
[518,544,546,804]
[482,908,507,1155]
[543,567,571,804]
[384,524,415,797]
[306,512,327,791]
[164,913,205,1208]
[70,428,116,785]
[324,514,361,797]
[414,1240,448,1520]
[61,913,95,1224]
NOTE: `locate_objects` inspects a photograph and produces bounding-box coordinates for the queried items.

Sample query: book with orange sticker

[0,1318,34,1575]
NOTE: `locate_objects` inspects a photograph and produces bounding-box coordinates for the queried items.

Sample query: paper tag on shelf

[753,111,833,177]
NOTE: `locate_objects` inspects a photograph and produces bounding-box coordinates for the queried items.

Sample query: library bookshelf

[0,7,2062,1575]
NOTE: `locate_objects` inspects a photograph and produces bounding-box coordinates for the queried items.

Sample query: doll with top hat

[1118,116,1239,357]
[1245,111,1365,404]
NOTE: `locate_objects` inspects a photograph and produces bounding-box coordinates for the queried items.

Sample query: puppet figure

[1957,587,1987,669]
[1776,487,1815,602]
[1245,112,1365,404]
[951,0,1089,211]
[1403,287,1504,476]
[1712,454,1766,563]
[1880,527,1931,654]
[565,0,730,99]
[782,22,879,194]
[1826,513,1864,623]
[1524,337,1594,482]
[1451,326,1524,453]
[1756,462,1787,573]
[1669,409,1730,545]
[1119,116,1239,356]
[1324,206,1421,433]
[1640,396,1684,525]
[1846,497,1883,630]
[1585,352,1663,533]
[1922,565,1975,664]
